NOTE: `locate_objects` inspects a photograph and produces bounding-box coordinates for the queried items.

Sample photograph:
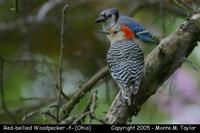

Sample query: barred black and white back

[107,39,144,105]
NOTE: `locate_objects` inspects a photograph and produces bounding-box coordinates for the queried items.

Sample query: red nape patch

[121,25,135,39]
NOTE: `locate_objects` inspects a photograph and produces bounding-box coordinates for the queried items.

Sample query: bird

[97,21,144,106]
[95,8,160,44]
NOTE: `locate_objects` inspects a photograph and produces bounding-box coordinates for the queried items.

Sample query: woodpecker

[98,23,144,105]
[95,8,160,44]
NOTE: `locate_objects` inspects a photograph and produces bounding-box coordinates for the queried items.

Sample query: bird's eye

[113,31,118,34]
[107,14,112,17]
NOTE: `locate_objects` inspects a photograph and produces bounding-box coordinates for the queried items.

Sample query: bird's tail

[120,78,142,106]
[120,88,134,106]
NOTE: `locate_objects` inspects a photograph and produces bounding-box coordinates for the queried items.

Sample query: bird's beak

[95,16,106,23]
[98,30,110,35]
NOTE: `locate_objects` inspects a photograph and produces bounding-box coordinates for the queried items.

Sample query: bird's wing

[118,15,159,44]
[118,15,145,33]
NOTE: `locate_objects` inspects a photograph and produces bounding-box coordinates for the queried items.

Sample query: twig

[62,67,108,119]
[60,91,98,124]
[43,111,59,123]
[72,111,92,124]
[10,0,19,13]
[21,98,58,122]
[56,4,69,122]
[36,0,65,22]
[22,110,40,122]
[0,57,17,123]
[55,83,70,100]
[171,0,193,16]
[72,91,97,124]
[88,91,98,123]
[80,95,93,123]
[23,110,59,123]
[90,91,97,112]
[60,115,77,124]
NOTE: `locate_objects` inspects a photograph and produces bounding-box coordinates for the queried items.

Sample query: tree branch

[36,0,65,22]
[105,11,200,124]
[10,0,19,13]
[72,90,97,124]
[56,3,69,122]
[171,0,193,15]
[62,67,108,119]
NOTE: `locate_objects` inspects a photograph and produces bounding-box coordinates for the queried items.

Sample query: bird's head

[95,8,119,30]
[99,24,135,43]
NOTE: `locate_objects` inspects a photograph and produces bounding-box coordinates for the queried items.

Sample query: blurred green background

[0,0,200,124]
